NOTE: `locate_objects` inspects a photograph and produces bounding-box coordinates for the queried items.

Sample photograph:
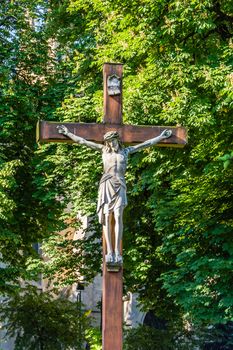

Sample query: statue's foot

[114,252,123,264]
[105,252,114,263]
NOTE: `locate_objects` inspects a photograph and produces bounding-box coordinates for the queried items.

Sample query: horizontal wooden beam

[121,124,187,147]
[37,121,105,143]
[37,121,187,148]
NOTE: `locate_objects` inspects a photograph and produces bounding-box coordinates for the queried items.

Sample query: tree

[1,0,232,332]
[0,0,73,292]
[0,285,89,350]
[32,0,233,326]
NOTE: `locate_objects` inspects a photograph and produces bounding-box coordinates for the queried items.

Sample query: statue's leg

[114,207,124,263]
[103,212,114,262]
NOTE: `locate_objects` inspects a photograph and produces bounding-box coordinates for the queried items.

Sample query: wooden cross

[37,63,187,350]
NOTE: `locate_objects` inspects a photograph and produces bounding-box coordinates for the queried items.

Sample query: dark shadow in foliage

[0,285,89,350]
[143,310,167,330]
[203,322,233,350]
[123,324,174,350]
[124,312,233,350]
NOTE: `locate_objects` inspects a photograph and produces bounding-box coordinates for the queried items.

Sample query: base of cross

[105,252,123,272]
[106,261,122,272]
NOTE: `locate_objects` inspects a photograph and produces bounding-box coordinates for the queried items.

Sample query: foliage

[26,224,101,287]
[123,325,174,350]
[0,0,233,334]
[40,0,232,326]
[85,328,102,350]
[0,0,62,292]
[0,285,89,350]
[123,323,233,350]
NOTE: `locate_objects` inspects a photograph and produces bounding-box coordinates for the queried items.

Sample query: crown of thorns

[103,131,120,141]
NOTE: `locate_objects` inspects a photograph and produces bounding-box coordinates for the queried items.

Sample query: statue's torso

[102,149,128,178]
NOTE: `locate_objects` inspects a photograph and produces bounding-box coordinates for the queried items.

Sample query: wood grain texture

[37,121,187,147]
[102,218,123,350]
[103,63,123,124]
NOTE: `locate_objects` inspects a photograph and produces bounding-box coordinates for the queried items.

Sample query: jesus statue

[57,125,172,265]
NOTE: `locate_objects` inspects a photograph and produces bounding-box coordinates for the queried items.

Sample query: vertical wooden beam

[103,63,123,124]
[102,63,123,349]
[102,219,123,350]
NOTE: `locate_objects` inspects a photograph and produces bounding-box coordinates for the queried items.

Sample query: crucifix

[37,63,187,350]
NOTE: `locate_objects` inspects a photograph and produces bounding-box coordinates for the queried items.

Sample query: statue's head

[103,131,123,152]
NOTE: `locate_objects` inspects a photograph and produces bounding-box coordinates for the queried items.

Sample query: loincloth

[97,174,127,224]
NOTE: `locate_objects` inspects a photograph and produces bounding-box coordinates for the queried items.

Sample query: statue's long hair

[103,138,124,153]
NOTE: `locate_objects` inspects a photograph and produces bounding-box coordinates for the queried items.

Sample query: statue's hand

[57,125,69,136]
[160,129,172,139]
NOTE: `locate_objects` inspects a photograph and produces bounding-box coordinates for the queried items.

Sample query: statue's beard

[111,145,119,152]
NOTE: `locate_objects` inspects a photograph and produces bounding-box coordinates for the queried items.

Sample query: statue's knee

[114,211,122,220]
[105,214,111,223]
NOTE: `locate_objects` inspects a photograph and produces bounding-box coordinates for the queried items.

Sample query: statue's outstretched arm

[127,129,172,154]
[57,125,103,151]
